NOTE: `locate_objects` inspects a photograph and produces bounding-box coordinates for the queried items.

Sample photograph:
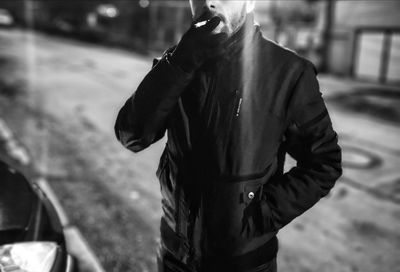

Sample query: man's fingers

[200,32,228,47]
[198,16,222,33]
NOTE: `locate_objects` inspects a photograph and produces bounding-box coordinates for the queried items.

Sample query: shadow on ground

[329,87,400,125]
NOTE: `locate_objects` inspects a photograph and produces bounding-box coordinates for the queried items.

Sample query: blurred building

[254,0,400,85]
[327,0,400,84]
[147,1,191,52]
[2,0,398,85]
[253,1,321,66]
[146,1,318,53]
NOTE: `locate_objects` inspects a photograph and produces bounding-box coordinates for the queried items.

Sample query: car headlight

[0,242,58,272]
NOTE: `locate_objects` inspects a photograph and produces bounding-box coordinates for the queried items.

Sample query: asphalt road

[1,29,400,272]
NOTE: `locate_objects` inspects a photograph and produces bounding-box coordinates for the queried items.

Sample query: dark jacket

[115,17,342,272]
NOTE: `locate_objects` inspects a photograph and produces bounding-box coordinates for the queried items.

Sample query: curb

[37,178,106,272]
[37,178,70,226]
[64,227,106,272]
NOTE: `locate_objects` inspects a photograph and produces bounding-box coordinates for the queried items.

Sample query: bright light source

[97,4,119,18]
[139,0,150,8]
[0,242,58,272]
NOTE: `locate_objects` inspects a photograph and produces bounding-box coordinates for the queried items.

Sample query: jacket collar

[222,12,260,58]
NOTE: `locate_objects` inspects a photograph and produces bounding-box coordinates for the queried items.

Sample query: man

[115,1,342,271]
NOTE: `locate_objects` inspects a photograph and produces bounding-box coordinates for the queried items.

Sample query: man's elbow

[114,106,149,153]
[330,134,343,181]
[320,147,343,196]
[115,128,150,153]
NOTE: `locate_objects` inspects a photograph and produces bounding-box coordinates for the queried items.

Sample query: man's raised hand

[170,16,228,73]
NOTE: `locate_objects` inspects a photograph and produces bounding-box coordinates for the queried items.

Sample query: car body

[0,161,76,272]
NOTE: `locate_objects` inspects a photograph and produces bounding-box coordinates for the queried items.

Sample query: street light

[96,4,119,18]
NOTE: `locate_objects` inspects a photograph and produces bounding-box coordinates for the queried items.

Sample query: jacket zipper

[232,89,242,121]
[226,89,242,148]
[235,97,243,117]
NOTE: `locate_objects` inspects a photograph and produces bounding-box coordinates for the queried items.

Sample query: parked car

[0,160,76,272]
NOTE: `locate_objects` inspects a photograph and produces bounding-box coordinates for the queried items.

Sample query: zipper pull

[236,97,243,117]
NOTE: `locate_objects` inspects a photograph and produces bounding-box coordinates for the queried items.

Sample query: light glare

[0,242,58,272]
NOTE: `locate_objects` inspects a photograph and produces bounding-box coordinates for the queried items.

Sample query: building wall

[328,0,400,80]
[334,1,400,30]
[148,1,191,51]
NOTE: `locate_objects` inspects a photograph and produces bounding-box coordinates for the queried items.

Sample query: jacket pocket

[241,177,277,237]
[243,174,278,234]
[240,180,265,238]
[202,172,277,257]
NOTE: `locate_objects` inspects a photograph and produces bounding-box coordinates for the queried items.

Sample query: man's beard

[228,5,248,36]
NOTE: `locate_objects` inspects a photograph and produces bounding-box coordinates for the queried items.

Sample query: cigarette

[194,20,208,28]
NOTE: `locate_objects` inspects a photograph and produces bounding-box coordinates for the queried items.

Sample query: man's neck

[223,13,258,54]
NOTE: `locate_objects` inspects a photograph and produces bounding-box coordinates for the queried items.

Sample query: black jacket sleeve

[114,49,193,152]
[260,62,342,231]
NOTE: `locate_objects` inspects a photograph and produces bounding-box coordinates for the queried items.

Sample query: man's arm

[115,16,227,153]
[260,61,343,231]
[114,51,193,152]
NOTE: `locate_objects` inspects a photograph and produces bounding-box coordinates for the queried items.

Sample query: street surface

[1,29,400,272]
